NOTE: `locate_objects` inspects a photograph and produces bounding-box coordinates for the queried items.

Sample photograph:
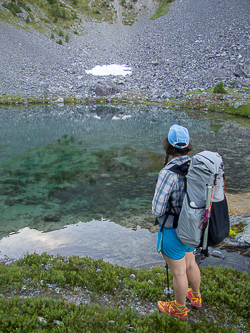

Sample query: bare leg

[185,251,201,292]
[162,251,188,304]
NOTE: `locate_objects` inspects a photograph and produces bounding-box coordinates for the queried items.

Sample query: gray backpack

[155,151,229,249]
[176,150,229,248]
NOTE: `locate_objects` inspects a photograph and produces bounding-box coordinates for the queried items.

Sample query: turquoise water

[0,104,249,269]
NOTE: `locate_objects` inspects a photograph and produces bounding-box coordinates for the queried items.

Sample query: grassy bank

[0,253,249,332]
[0,89,250,119]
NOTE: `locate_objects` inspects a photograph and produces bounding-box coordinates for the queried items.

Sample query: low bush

[0,253,249,332]
[2,2,22,15]
[213,81,227,94]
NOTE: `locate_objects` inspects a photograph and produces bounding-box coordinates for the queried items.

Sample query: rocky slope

[0,0,250,101]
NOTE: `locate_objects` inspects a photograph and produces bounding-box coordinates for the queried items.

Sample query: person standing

[152,124,202,320]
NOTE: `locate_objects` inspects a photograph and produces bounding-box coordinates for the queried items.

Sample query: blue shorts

[157,227,195,260]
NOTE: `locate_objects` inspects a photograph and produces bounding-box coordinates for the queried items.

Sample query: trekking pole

[202,185,212,257]
[165,263,173,298]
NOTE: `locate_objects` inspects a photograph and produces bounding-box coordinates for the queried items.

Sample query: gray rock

[234,66,248,78]
[241,78,250,87]
[17,9,31,22]
[161,91,171,99]
[164,287,173,294]
[95,81,120,96]
[38,317,47,326]
[209,250,225,259]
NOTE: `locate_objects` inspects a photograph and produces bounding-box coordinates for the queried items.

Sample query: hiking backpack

[157,150,230,250]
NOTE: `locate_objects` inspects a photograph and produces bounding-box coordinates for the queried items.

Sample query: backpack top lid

[186,151,225,206]
[191,150,224,178]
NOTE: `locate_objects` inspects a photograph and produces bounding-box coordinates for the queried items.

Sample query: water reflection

[0,220,159,267]
[0,219,249,274]
[0,104,250,269]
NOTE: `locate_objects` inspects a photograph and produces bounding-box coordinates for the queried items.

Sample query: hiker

[152,124,202,320]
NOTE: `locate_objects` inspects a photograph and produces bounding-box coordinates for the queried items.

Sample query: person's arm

[152,169,175,216]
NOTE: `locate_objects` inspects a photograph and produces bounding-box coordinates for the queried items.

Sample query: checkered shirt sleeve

[152,168,178,216]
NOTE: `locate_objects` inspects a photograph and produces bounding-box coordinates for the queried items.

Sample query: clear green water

[0,104,249,269]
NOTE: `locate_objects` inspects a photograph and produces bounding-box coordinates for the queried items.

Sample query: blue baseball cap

[168,124,190,149]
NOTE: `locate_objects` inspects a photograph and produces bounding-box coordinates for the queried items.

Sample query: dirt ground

[226,192,250,216]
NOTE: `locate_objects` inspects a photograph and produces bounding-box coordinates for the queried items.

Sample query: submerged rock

[209,250,225,259]
[44,215,59,222]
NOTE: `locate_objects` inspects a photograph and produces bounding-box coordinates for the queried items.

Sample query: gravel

[0,0,250,101]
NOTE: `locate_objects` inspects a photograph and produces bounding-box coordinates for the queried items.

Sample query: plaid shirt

[152,155,190,217]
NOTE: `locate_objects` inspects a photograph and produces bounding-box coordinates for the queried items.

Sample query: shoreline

[0,90,249,119]
[226,192,250,216]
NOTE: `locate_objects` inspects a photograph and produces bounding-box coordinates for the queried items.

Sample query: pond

[0,104,250,273]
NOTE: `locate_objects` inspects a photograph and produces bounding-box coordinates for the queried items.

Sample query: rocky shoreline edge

[1,89,250,120]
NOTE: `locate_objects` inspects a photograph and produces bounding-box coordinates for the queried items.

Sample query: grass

[0,253,249,332]
[150,0,172,20]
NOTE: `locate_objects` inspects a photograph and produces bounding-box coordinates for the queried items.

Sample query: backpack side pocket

[176,194,204,248]
[208,196,229,246]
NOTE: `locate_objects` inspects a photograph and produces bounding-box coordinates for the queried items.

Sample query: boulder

[241,78,250,87]
[95,80,120,96]
[234,65,248,78]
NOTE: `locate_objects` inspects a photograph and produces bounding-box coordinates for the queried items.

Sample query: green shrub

[2,2,22,15]
[73,30,78,34]
[18,1,31,11]
[50,32,55,39]
[72,11,77,19]
[58,29,64,36]
[56,39,63,44]
[61,8,66,19]
[213,81,227,94]
[25,15,30,23]
[47,0,57,4]
[65,34,69,42]
[51,4,64,19]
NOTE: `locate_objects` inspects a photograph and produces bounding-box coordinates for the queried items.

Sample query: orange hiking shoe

[186,288,202,308]
[157,300,189,320]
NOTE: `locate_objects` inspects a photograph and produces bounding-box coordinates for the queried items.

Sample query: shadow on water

[0,104,250,271]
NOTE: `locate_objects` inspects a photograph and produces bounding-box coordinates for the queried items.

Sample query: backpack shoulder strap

[168,160,190,192]
[160,160,190,228]
[168,160,190,177]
